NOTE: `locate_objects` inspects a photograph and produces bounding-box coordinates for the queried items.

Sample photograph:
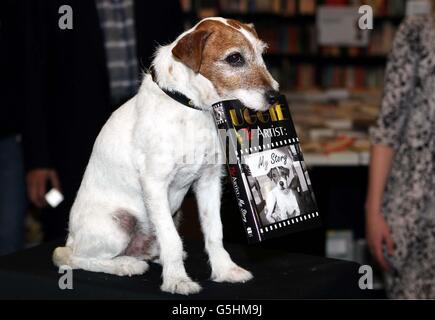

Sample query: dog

[52,17,279,295]
[265,166,300,224]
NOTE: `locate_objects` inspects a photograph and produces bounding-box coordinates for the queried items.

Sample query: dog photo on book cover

[243,145,317,227]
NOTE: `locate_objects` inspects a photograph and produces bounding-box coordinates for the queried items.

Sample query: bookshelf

[216,12,403,24]
[265,53,387,65]
[179,2,412,277]
[182,0,404,90]
[180,0,409,165]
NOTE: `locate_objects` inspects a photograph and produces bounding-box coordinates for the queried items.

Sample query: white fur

[231,88,270,111]
[265,187,300,224]
[52,18,270,295]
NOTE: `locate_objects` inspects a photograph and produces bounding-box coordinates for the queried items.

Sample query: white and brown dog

[265,166,300,224]
[53,17,279,295]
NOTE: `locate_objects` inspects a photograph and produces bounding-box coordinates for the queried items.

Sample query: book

[212,95,321,243]
[284,0,297,16]
[180,0,192,12]
[298,0,316,15]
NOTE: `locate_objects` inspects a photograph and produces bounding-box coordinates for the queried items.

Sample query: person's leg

[0,135,27,255]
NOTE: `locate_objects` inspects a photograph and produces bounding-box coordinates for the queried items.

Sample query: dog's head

[171,17,279,111]
[267,166,292,192]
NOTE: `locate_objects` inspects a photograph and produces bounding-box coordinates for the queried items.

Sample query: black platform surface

[0,240,372,299]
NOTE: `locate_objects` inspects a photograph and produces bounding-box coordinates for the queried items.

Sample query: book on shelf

[180,0,193,12]
[189,0,408,17]
[183,0,401,91]
[368,22,396,55]
[257,25,318,55]
[212,96,321,243]
[299,0,316,15]
[218,0,318,14]
[285,0,297,16]
[195,0,219,17]
[257,21,397,57]
[269,62,385,90]
[320,65,385,89]
[361,0,388,16]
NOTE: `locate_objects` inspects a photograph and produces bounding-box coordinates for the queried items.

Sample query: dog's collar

[160,88,206,111]
[150,68,207,112]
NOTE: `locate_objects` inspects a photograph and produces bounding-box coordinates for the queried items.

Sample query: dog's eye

[225,53,245,67]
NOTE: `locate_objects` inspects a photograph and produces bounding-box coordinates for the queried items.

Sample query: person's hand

[27,169,61,208]
[366,207,395,272]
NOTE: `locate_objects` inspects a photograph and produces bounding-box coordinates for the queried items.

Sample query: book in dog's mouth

[212,95,321,243]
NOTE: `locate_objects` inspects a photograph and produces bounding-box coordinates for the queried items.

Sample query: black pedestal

[0,239,374,299]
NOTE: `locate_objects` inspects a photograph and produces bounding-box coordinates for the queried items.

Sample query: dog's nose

[265,90,280,105]
[279,181,284,187]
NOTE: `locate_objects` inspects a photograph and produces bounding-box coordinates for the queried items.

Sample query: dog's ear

[246,23,258,37]
[279,167,290,176]
[267,168,274,180]
[172,30,212,73]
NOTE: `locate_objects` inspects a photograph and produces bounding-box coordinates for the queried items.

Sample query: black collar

[150,68,207,112]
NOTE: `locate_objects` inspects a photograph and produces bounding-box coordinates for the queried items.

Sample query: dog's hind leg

[54,210,149,276]
[69,255,149,277]
[53,244,149,276]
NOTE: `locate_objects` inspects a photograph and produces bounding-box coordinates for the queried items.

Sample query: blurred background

[1,0,432,298]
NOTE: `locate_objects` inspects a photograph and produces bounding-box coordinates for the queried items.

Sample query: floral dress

[369,15,435,299]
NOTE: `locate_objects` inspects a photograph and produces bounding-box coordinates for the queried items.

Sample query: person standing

[24,0,184,241]
[366,14,435,299]
[0,0,27,256]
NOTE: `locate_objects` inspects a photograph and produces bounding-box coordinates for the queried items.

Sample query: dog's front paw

[161,277,202,295]
[212,265,253,283]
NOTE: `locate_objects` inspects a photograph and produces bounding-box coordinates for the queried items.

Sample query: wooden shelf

[219,12,316,24]
[265,53,387,66]
[304,152,369,167]
[195,12,404,25]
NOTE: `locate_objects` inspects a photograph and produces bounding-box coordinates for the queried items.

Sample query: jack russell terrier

[265,166,300,224]
[53,17,279,295]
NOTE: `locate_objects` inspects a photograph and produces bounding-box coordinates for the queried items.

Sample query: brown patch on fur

[172,29,211,73]
[125,233,155,258]
[226,19,258,38]
[190,19,274,95]
[168,65,173,75]
[113,210,137,234]
[114,210,155,258]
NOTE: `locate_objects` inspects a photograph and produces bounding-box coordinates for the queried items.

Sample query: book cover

[212,95,321,243]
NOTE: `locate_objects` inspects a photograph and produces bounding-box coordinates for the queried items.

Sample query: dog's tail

[52,246,73,267]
